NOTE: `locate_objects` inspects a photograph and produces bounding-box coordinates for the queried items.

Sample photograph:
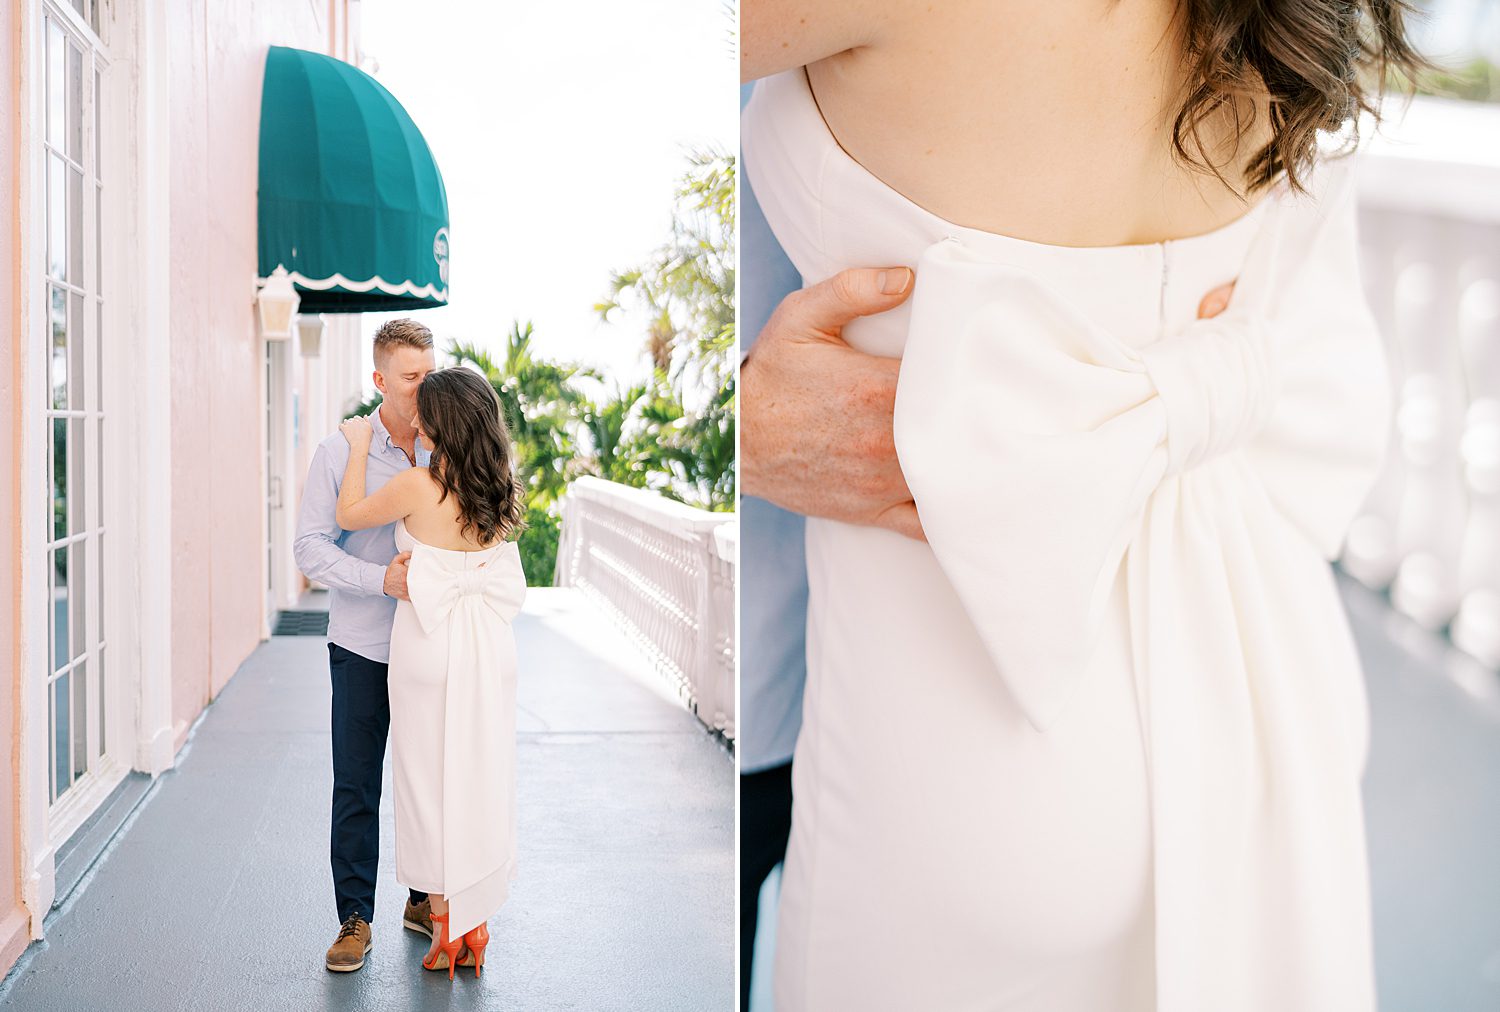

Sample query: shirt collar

[370,403,431,467]
[369,402,395,450]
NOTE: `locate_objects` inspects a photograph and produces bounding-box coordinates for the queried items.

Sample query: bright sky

[357,0,737,393]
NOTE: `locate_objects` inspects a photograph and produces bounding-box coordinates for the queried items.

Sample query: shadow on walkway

[0,588,733,1012]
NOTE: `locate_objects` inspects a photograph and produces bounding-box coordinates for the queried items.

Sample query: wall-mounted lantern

[257,265,300,341]
[296,313,326,358]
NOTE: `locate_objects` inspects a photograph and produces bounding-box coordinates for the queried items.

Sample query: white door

[266,343,277,619]
[266,337,298,615]
[39,0,117,836]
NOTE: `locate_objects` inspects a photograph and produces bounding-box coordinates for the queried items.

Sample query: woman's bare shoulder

[404,464,446,494]
[383,464,441,506]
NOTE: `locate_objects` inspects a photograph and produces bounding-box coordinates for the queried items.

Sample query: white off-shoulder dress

[743,67,1391,1012]
[389,517,527,940]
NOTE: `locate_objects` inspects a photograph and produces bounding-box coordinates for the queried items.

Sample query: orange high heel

[421,908,466,980]
[460,921,489,979]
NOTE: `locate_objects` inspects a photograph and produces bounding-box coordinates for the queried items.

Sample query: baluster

[1451,275,1500,665]
[1388,245,1470,630]
[1344,206,1409,586]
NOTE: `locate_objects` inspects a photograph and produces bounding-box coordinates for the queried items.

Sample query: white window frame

[38,0,111,825]
[17,0,176,937]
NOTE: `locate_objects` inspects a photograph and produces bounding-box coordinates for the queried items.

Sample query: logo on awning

[434,228,450,286]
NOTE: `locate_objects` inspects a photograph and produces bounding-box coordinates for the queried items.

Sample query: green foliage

[449,324,589,508]
[578,382,652,487]
[595,149,736,512]
[345,391,383,418]
[52,421,66,554]
[1389,56,1500,104]
[516,504,561,587]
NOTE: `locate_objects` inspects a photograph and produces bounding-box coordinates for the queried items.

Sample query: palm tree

[595,149,736,511]
[449,323,587,509]
[578,382,651,486]
[447,325,595,586]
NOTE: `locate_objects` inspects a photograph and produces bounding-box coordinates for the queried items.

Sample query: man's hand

[742,266,924,540]
[383,551,412,601]
[741,268,1237,543]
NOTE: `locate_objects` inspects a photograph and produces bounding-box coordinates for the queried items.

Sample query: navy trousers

[328,642,428,924]
[740,760,794,1011]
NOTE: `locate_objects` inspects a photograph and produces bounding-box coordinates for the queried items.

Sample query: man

[292,317,438,972]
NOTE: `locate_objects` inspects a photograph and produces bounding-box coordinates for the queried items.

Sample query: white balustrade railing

[1342,96,1500,667]
[555,477,737,741]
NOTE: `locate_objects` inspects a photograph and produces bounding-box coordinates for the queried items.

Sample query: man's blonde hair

[373,318,434,367]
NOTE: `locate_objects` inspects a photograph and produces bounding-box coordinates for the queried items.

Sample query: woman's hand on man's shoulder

[339,415,374,451]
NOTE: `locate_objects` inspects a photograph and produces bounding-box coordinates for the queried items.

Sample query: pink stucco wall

[168,0,343,745]
[1,0,29,974]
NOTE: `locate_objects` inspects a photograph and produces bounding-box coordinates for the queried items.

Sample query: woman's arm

[335,417,423,531]
[741,0,887,83]
[295,441,395,596]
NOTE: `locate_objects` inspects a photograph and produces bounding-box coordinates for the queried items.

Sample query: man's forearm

[293,533,388,598]
[294,441,390,599]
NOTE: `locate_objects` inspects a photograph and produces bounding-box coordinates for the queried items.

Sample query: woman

[742,2,1427,1009]
[335,366,528,980]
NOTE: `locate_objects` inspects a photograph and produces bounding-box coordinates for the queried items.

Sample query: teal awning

[257,46,449,313]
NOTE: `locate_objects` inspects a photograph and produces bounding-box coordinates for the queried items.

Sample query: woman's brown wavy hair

[1167,0,1434,196]
[416,367,526,546]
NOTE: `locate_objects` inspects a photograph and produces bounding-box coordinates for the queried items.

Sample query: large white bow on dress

[893,157,1390,1009]
[404,540,527,938]
[406,542,527,636]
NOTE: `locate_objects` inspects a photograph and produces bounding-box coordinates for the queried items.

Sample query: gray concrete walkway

[1345,572,1500,1012]
[0,588,733,1011]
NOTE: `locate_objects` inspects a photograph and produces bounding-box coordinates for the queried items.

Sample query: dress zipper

[1157,246,1169,340]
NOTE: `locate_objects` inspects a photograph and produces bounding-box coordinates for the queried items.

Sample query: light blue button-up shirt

[292,404,431,664]
[741,80,811,774]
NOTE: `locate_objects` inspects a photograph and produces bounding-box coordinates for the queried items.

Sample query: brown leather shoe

[403,896,434,939]
[326,912,372,972]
